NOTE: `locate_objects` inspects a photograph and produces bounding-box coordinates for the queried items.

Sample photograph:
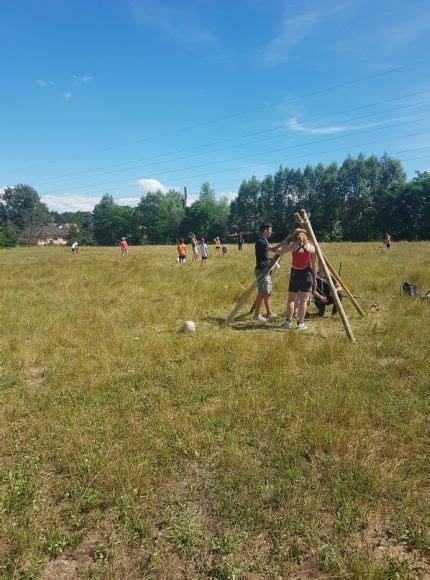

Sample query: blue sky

[1,0,430,212]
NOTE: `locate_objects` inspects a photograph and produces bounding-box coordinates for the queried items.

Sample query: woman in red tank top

[274,230,316,330]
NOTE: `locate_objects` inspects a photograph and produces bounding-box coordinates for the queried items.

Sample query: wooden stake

[321,252,365,317]
[295,211,365,317]
[299,209,356,343]
[223,255,281,326]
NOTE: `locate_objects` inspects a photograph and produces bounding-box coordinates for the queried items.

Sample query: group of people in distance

[70,237,129,255]
[254,222,343,331]
[177,235,230,265]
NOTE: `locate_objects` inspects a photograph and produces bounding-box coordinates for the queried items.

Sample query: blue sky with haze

[1,0,430,211]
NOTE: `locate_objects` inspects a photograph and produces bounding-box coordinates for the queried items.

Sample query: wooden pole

[321,252,365,317]
[223,255,281,326]
[299,209,356,343]
[295,210,365,317]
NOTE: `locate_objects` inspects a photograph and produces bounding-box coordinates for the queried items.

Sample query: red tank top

[292,247,312,269]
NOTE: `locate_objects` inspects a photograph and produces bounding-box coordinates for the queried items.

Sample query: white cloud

[262,10,320,65]
[260,1,354,66]
[186,194,199,206]
[64,92,72,100]
[219,191,238,202]
[287,116,403,135]
[129,0,215,46]
[42,195,102,212]
[37,79,54,87]
[116,197,140,207]
[136,178,169,194]
[288,117,352,135]
[73,74,93,85]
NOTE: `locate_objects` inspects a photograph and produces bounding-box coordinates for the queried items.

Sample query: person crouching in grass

[253,222,280,322]
[313,261,343,317]
[276,229,316,330]
[177,239,186,264]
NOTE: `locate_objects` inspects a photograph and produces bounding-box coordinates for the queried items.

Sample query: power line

[33,94,430,187]
[39,121,430,196]
[13,57,430,173]
[32,88,430,186]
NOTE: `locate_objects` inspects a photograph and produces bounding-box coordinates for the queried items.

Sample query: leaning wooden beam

[294,211,365,317]
[223,255,281,326]
[299,209,356,343]
[321,251,365,317]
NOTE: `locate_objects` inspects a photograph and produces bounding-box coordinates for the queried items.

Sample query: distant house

[23,224,73,246]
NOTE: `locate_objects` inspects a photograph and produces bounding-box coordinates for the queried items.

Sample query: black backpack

[402,282,418,297]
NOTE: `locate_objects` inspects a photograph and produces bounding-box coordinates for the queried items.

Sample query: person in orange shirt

[177,239,187,264]
[120,237,129,255]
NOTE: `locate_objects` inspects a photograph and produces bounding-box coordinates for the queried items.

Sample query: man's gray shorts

[255,269,272,295]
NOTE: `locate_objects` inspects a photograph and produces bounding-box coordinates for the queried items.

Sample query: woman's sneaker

[282,320,292,329]
[296,322,308,331]
[267,312,278,321]
[254,314,267,322]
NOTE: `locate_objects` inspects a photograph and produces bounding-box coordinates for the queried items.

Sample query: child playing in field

[189,234,199,263]
[120,237,129,255]
[200,237,208,265]
[214,236,221,254]
[383,233,391,249]
[71,241,79,254]
[222,245,228,256]
[177,239,186,264]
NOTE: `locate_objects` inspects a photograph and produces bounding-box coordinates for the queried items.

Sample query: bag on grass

[402,282,418,297]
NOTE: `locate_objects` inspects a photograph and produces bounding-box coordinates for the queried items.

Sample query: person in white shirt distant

[71,241,79,254]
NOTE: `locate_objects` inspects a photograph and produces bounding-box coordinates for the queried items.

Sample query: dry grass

[1,242,429,578]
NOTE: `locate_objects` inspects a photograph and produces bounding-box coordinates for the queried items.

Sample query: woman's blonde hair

[293,229,308,247]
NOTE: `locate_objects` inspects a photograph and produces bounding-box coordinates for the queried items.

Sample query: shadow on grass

[203,312,253,326]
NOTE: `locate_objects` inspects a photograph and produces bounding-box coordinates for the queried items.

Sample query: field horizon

[1,242,429,578]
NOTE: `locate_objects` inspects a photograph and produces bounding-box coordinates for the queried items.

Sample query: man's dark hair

[259,222,272,233]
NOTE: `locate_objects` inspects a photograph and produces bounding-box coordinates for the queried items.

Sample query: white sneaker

[267,312,278,321]
[296,322,308,331]
[282,320,292,329]
[254,314,267,322]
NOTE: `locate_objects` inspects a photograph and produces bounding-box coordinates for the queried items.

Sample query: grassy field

[1,242,429,579]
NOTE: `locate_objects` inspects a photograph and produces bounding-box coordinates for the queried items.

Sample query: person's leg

[294,294,300,318]
[298,292,310,323]
[331,291,343,315]
[263,293,273,316]
[254,292,264,317]
[314,299,326,316]
[286,292,296,321]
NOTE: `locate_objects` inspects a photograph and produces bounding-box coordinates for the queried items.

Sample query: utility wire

[40,121,430,196]
[34,95,430,187]
[32,88,430,186]
[13,57,430,172]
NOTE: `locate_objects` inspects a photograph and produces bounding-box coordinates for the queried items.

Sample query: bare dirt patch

[24,366,45,391]
[365,516,429,576]
[41,557,78,580]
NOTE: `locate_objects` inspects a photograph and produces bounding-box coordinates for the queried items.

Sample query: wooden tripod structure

[223,209,364,343]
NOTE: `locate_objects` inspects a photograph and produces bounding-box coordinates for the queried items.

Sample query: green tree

[3,184,51,242]
[93,194,135,245]
[0,221,19,247]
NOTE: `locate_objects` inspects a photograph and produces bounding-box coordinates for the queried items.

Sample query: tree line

[1,153,429,247]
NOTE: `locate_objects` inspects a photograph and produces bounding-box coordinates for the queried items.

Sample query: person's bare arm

[270,241,292,255]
